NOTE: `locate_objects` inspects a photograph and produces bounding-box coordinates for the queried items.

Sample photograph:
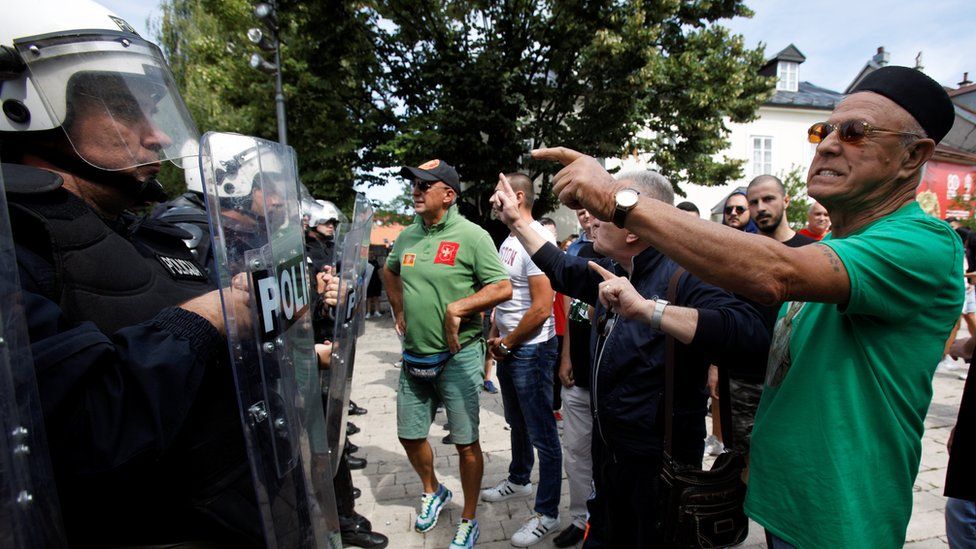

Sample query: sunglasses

[412,179,452,193]
[724,205,746,215]
[807,120,921,144]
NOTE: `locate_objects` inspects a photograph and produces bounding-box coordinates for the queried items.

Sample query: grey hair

[901,117,928,147]
[616,170,674,205]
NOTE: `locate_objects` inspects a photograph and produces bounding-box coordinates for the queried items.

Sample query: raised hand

[588,261,654,323]
[490,172,522,227]
[531,147,621,221]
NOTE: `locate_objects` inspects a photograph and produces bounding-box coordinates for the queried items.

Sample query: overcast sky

[104,0,976,202]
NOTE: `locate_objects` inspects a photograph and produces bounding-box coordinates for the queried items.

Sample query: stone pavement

[344,315,969,548]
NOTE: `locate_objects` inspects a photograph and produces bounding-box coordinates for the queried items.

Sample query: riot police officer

[0,2,267,545]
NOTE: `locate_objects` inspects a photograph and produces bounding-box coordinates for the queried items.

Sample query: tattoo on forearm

[818,244,842,273]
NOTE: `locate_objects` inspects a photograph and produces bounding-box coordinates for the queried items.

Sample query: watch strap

[649,299,669,330]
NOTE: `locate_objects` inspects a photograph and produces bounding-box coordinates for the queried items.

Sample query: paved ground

[345,315,969,548]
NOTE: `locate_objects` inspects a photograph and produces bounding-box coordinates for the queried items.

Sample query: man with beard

[747,175,815,247]
[723,191,758,233]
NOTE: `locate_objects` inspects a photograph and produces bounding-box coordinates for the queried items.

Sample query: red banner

[916,160,976,219]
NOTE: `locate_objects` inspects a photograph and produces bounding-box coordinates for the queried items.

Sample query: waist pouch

[402,350,454,379]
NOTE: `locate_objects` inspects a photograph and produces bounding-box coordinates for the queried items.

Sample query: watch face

[617,189,639,208]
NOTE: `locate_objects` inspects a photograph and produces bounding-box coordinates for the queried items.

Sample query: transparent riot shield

[199,132,340,548]
[326,194,373,474]
[0,163,66,548]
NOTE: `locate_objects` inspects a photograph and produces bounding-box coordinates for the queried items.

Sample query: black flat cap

[850,66,955,143]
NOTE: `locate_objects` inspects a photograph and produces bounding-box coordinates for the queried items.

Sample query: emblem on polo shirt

[434,241,460,266]
[403,253,416,267]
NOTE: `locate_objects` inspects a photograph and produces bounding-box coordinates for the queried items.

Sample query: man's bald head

[747,175,785,196]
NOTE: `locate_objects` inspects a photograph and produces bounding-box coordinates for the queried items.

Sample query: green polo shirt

[387,206,508,355]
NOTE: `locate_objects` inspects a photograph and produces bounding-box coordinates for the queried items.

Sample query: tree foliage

[153,0,392,209]
[781,164,810,230]
[154,0,772,223]
[373,0,774,222]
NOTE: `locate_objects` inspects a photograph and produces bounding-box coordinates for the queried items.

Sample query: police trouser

[334,450,356,517]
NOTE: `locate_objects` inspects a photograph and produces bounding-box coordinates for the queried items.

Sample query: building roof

[370,220,406,246]
[766,81,843,110]
[949,82,976,98]
[768,44,806,65]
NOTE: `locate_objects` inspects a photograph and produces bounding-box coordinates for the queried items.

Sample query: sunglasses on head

[724,205,746,215]
[807,120,921,144]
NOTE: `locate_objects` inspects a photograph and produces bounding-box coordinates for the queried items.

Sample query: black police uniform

[5,165,263,547]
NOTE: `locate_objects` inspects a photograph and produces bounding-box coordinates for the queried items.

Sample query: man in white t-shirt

[480,172,563,547]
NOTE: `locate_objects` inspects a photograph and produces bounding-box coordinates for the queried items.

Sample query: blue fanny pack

[402,350,454,379]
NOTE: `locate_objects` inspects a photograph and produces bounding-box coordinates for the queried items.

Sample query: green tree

[781,165,810,230]
[373,0,774,223]
[153,0,393,210]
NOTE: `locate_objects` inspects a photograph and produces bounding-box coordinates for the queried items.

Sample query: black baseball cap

[400,159,461,195]
[849,66,955,144]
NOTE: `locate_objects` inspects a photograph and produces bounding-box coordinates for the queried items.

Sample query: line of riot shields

[0,133,373,548]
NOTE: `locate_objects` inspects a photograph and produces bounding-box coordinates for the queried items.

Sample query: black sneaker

[553,524,585,547]
[349,401,368,416]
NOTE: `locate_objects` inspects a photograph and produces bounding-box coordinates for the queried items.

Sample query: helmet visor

[15,31,199,171]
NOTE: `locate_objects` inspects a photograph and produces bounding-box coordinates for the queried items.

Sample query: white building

[607,44,844,221]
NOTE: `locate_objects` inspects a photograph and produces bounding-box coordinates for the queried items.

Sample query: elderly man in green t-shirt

[382,159,511,549]
[521,66,961,548]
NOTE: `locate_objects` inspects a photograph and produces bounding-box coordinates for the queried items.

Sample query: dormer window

[777,61,798,92]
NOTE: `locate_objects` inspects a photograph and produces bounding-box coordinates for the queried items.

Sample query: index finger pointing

[588,261,617,281]
[532,146,584,166]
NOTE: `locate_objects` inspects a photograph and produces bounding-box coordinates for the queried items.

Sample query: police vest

[7,178,213,334]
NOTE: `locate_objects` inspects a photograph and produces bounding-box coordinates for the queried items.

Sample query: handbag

[658,267,749,548]
[402,349,453,379]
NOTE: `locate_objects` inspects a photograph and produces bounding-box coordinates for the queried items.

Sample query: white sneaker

[937,357,960,372]
[511,513,560,547]
[480,478,532,503]
[704,434,725,456]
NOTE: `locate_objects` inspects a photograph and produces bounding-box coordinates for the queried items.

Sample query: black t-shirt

[946,361,976,501]
[566,241,602,389]
[724,231,815,381]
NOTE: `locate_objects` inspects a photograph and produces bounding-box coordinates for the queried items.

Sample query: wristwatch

[496,341,512,357]
[612,188,640,228]
[649,299,669,330]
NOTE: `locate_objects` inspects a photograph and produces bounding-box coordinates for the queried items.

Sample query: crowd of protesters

[382,65,974,549]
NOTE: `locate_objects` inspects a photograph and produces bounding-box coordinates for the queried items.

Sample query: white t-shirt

[494,220,557,345]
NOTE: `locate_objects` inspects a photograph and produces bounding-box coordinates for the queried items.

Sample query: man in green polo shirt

[524,66,961,548]
[382,159,511,549]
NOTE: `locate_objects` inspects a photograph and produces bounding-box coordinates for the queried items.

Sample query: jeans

[765,530,797,549]
[947,497,976,549]
[497,337,562,518]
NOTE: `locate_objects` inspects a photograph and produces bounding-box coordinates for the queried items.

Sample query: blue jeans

[947,497,976,549]
[497,337,562,518]
[765,530,797,549]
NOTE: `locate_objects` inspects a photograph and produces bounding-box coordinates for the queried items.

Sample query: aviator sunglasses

[724,205,746,215]
[412,179,447,192]
[807,120,921,144]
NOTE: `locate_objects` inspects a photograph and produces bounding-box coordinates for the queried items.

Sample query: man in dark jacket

[947,337,976,548]
[491,170,768,547]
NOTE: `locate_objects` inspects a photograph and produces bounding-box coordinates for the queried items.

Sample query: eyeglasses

[413,179,451,193]
[724,205,746,215]
[807,120,921,144]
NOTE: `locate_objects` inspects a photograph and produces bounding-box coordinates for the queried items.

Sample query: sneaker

[480,478,532,503]
[704,434,725,456]
[393,360,402,369]
[553,410,563,421]
[414,484,451,533]
[511,514,560,547]
[937,357,960,372]
[483,379,499,394]
[449,519,480,549]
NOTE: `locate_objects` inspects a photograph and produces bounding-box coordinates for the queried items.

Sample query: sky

[104,0,976,203]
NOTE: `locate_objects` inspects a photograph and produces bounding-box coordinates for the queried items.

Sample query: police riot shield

[326,194,373,474]
[0,163,66,548]
[198,132,340,548]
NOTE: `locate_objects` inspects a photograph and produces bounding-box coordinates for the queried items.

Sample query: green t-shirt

[745,202,963,548]
[386,206,508,355]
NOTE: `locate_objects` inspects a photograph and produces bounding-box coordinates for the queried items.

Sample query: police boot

[347,421,361,435]
[348,400,368,415]
[346,454,367,470]
[340,513,388,548]
[345,439,360,455]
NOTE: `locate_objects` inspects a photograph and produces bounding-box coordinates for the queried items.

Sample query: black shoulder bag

[658,267,749,548]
